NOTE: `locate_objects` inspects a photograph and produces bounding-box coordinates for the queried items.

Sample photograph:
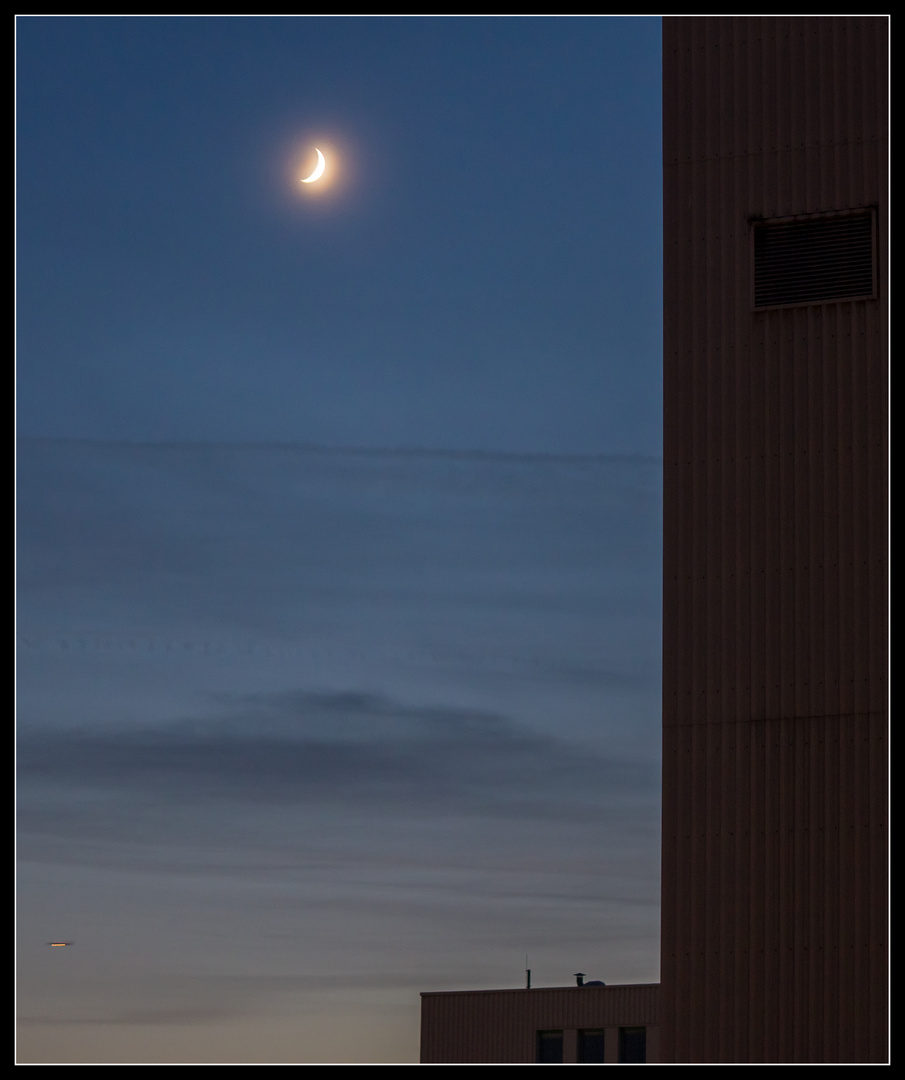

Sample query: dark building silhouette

[420,983,659,1064]
[420,16,887,1063]
[660,16,888,1063]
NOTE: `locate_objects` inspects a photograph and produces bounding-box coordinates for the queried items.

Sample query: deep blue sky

[17,17,663,1064]
[17,16,661,455]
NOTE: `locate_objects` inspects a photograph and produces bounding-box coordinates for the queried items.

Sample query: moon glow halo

[301,148,326,184]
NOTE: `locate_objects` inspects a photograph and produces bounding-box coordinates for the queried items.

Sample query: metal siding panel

[747,261,768,723]
[870,712,889,1057]
[747,717,766,1057]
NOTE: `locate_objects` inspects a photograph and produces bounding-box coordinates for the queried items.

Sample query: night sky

[17,17,663,1064]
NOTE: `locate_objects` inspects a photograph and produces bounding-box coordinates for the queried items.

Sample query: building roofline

[420,982,660,998]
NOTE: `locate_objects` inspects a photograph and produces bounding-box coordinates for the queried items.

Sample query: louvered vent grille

[753,212,875,308]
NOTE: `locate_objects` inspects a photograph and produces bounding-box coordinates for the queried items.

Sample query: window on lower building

[619,1026,647,1064]
[577,1028,606,1063]
[536,1030,564,1063]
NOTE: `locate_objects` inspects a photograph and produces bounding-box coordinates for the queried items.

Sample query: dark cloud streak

[19,689,655,812]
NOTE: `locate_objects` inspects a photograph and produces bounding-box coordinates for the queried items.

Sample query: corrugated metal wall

[420,984,660,1064]
[661,17,887,1063]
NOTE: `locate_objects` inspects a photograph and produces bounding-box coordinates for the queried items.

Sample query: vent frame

[750,207,877,311]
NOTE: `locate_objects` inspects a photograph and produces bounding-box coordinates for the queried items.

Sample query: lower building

[419,982,659,1064]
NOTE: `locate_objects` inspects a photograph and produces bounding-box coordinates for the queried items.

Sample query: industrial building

[660,15,887,1063]
[421,16,887,1064]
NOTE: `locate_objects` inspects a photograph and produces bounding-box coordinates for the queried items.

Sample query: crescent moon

[301,148,326,184]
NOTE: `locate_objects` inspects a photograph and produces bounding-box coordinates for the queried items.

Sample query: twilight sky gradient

[17,16,663,1064]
